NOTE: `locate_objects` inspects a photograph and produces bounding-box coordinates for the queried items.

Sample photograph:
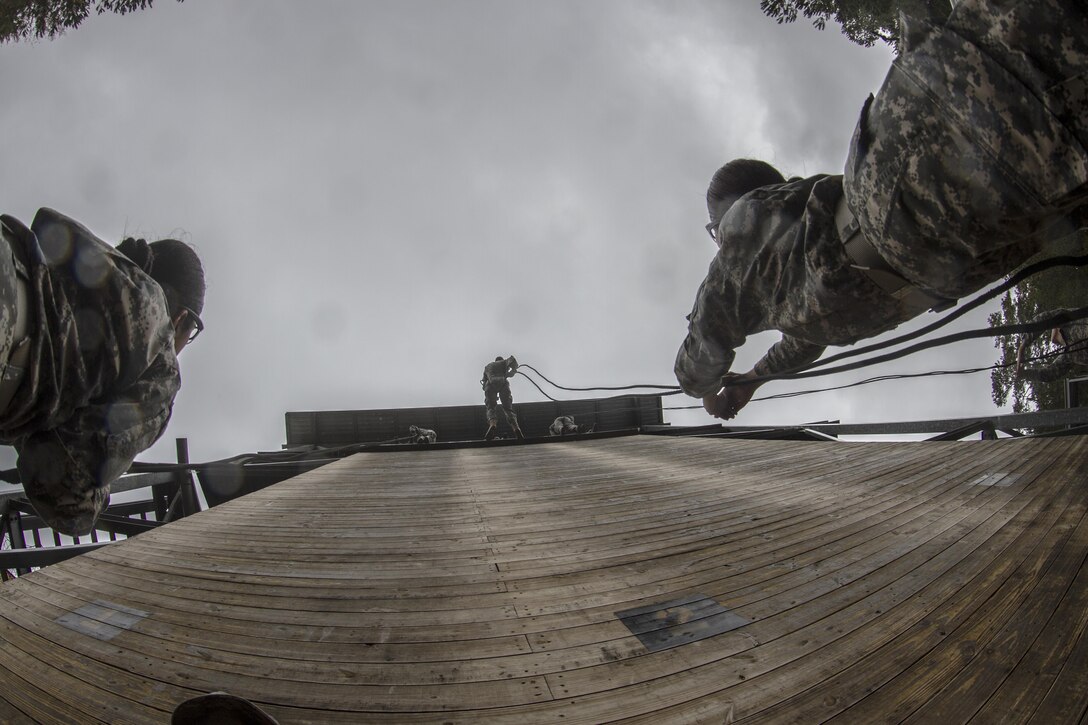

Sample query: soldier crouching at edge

[549,416,579,436]
[408,424,437,444]
[549,415,596,436]
[676,0,1088,420]
[482,355,524,440]
[0,208,205,536]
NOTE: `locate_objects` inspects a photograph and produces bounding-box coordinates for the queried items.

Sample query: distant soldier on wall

[549,416,579,436]
[408,425,437,444]
[549,416,595,436]
[1016,309,1088,383]
[481,355,524,440]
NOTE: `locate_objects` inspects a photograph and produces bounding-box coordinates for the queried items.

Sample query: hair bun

[117,237,154,273]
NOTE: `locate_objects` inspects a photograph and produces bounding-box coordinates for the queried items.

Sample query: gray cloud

[0,1,1010,463]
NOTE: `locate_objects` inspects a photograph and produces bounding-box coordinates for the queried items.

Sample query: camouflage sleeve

[674,277,743,398]
[16,355,178,535]
[754,335,826,377]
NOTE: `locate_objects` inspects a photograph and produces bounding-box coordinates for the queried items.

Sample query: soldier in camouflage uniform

[676,0,1088,419]
[0,208,205,535]
[549,415,595,436]
[408,424,438,444]
[481,355,524,440]
[549,416,579,436]
[1016,309,1088,384]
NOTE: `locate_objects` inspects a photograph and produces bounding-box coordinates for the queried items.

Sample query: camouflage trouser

[483,381,517,427]
[0,221,21,369]
[845,0,1088,300]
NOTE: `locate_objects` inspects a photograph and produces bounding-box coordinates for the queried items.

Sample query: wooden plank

[540,443,1050,703]
[0,434,1083,722]
[704,439,1083,722]
[1029,585,1088,723]
[900,487,1088,720]
[969,507,1088,722]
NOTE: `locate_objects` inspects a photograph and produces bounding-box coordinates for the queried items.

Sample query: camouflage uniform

[676,0,1088,398]
[1018,309,1088,384]
[482,356,519,427]
[549,416,579,436]
[0,209,180,535]
[408,425,437,444]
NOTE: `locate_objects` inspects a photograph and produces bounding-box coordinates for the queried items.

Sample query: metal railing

[0,439,200,579]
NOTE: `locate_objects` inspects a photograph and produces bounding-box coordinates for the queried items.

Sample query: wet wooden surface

[1,434,1086,723]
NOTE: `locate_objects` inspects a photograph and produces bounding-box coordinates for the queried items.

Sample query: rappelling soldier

[481,355,524,440]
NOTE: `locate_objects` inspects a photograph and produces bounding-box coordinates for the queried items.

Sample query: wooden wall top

[1,434,1086,723]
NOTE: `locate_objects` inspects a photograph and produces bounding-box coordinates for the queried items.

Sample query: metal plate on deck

[616,593,749,653]
[972,472,1022,487]
[55,600,150,641]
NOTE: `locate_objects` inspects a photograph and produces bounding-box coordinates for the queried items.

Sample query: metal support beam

[926,421,998,441]
[660,407,1088,438]
[0,542,110,569]
[93,513,161,537]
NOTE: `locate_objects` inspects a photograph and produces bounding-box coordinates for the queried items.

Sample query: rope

[517,363,681,392]
[773,253,1088,378]
[515,324,1087,414]
[515,255,1086,396]
[748,304,1088,385]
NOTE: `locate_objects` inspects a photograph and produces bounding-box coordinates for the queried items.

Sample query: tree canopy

[758,0,953,49]
[989,253,1088,414]
[0,0,182,43]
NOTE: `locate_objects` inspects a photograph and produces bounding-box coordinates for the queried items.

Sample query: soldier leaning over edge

[676,0,1088,419]
[0,208,205,535]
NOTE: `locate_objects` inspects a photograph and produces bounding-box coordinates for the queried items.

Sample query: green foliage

[757,0,952,49]
[990,260,1088,413]
[0,0,182,43]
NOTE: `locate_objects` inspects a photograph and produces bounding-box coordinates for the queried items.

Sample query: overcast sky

[0,0,1011,464]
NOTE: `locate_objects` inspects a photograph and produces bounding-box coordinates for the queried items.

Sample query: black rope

[520,329,1086,415]
[657,339,1083,411]
[517,363,680,392]
[516,369,684,402]
[516,370,562,402]
[513,254,1086,397]
[775,253,1088,378]
[747,304,1088,385]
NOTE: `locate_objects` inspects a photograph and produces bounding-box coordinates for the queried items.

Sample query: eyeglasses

[181,307,204,344]
[705,220,719,244]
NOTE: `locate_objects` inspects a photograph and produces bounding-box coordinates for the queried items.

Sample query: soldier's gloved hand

[703,371,762,420]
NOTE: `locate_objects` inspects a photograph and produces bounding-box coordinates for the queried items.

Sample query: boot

[484,423,497,441]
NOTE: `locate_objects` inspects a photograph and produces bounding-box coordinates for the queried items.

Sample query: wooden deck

[1,434,1086,723]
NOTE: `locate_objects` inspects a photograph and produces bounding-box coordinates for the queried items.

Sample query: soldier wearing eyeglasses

[676,0,1088,420]
[0,208,206,535]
